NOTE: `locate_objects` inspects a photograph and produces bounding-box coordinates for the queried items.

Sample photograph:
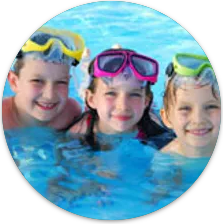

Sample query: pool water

[3,1,210,220]
[5,127,210,219]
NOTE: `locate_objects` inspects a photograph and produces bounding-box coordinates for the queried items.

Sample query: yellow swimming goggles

[17,26,85,66]
[166,53,214,77]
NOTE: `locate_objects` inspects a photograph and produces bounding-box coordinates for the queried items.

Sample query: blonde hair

[163,67,220,115]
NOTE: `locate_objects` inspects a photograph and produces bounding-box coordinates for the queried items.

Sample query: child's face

[9,59,70,124]
[86,75,149,134]
[164,85,221,151]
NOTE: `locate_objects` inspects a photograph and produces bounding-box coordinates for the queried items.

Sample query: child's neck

[96,121,138,135]
[176,139,214,158]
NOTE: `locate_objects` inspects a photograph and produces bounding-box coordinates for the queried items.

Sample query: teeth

[41,103,54,107]
[188,129,210,135]
[37,102,56,108]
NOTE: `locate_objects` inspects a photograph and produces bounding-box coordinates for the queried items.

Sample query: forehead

[99,72,145,90]
[176,85,220,103]
[20,58,70,78]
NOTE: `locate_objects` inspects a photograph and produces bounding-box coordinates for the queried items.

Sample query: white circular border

[0,0,222,223]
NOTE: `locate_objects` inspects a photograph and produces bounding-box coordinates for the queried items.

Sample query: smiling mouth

[36,102,58,110]
[113,115,132,121]
[187,128,212,136]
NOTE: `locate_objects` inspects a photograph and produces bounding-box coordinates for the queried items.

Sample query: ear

[85,89,96,109]
[160,108,173,129]
[8,71,19,93]
[145,95,151,107]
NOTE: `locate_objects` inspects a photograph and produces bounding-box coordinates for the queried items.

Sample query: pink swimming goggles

[92,49,159,84]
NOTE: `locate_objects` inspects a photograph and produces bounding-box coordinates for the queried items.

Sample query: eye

[205,104,220,110]
[56,80,69,85]
[105,91,116,96]
[178,106,191,111]
[31,79,44,84]
[129,93,142,98]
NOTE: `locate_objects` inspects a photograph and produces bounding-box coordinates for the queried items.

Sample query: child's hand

[82,48,91,60]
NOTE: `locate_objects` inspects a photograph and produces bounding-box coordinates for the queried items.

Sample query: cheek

[25,85,42,97]
[101,96,115,105]
[56,85,69,97]
[210,110,221,125]
[102,99,114,111]
[131,99,146,111]
[171,112,189,129]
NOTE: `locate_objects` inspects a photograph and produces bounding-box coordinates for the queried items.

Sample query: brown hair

[163,69,220,117]
[163,77,177,116]
[13,58,25,76]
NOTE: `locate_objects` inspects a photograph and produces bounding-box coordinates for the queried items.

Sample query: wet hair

[13,58,25,76]
[82,49,165,149]
[163,65,220,116]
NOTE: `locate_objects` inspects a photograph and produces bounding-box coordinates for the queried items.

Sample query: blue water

[3,1,209,220]
[6,127,209,219]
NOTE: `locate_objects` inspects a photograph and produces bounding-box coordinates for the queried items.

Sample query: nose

[116,94,129,111]
[191,107,206,124]
[42,83,55,100]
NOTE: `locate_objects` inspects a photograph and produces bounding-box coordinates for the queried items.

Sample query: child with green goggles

[160,53,220,158]
[2,26,85,131]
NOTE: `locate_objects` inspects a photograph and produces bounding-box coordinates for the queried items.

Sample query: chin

[116,127,133,133]
[35,115,55,123]
[189,141,213,149]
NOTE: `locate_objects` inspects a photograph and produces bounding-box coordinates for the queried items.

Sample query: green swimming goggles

[166,53,214,77]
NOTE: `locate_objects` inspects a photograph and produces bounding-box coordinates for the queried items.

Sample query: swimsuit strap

[136,129,146,140]
[86,113,93,127]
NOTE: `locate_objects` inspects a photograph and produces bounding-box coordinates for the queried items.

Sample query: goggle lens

[177,55,210,70]
[131,55,157,76]
[98,54,125,72]
[31,33,75,50]
[97,53,158,77]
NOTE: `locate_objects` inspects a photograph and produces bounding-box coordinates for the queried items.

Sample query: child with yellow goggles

[160,53,220,158]
[17,26,85,66]
[3,27,86,131]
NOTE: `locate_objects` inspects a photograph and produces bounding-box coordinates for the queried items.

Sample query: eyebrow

[177,99,220,105]
[130,88,144,92]
[32,74,69,80]
[205,99,220,104]
[176,101,191,105]
[107,86,143,91]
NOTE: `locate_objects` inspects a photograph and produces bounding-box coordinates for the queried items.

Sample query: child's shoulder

[2,97,12,107]
[161,139,181,154]
[68,112,90,135]
[66,98,82,116]
[2,97,18,130]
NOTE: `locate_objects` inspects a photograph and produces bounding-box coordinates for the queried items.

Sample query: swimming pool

[6,127,209,219]
[3,1,210,220]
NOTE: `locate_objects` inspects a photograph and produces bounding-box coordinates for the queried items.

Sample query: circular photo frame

[2,1,221,220]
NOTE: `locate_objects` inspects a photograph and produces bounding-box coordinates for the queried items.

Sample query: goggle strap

[16,50,23,59]
[72,59,80,67]
[165,62,175,78]
[16,50,79,67]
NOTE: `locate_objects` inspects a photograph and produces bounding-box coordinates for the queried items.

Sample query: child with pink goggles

[91,49,159,84]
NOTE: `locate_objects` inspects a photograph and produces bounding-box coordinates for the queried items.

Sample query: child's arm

[2,97,20,130]
[67,113,89,135]
[161,139,182,155]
